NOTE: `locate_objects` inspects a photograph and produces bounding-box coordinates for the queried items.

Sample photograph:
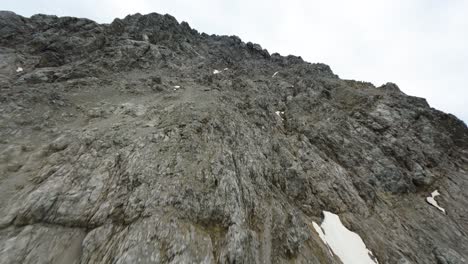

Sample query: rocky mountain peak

[0,10,467,264]
[109,12,196,41]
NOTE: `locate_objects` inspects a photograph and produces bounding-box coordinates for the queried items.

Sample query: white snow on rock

[173,85,180,90]
[213,69,221,74]
[272,71,278,77]
[426,190,446,214]
[224,68,228,71]
[312,222,333,255]
[315,211,379,264]
[275,111,284,120]
[16,67,23,72]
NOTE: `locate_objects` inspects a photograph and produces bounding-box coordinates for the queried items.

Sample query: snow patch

[275,111,284,120]
[224,68,229,71]
[213,69,221,74]
[173,85,180,90]
[315,211,378,264]
[312,222,333,255]
[426,190,446,213]
[16,67,23,72]
[272,71,278,77]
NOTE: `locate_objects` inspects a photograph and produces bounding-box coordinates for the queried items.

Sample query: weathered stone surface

[0,10,467,264]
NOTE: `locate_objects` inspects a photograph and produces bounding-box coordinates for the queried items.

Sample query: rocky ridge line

[0,10,467,264]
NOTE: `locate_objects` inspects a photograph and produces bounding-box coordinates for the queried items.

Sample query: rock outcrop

[0,10,467,264]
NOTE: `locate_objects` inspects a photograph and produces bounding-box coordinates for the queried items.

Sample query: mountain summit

[0,11,467,264]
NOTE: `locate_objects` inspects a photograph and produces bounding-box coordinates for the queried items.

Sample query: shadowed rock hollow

[0,10,467,264]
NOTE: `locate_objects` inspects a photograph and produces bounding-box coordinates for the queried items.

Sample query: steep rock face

[0,10,467,264]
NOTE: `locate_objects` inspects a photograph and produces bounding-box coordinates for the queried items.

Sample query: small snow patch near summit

[272,71,278,77]
[313,211,379,264]
[213,70,221,74]
[16,67,23,72]
[426,190,446,214]
[275,111,284,120]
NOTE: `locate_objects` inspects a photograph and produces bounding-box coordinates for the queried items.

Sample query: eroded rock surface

[0,10,467,264]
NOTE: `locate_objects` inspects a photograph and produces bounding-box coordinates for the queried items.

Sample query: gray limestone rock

[0,10,467,264]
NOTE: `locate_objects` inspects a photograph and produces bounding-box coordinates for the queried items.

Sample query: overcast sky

[3,0,467,123]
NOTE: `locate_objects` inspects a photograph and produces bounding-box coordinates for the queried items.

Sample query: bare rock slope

[0,11,467,264]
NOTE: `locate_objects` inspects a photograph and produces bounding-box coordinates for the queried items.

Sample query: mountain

[0,10,467,264]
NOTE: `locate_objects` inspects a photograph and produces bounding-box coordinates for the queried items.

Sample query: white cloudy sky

[4,0,467,123]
